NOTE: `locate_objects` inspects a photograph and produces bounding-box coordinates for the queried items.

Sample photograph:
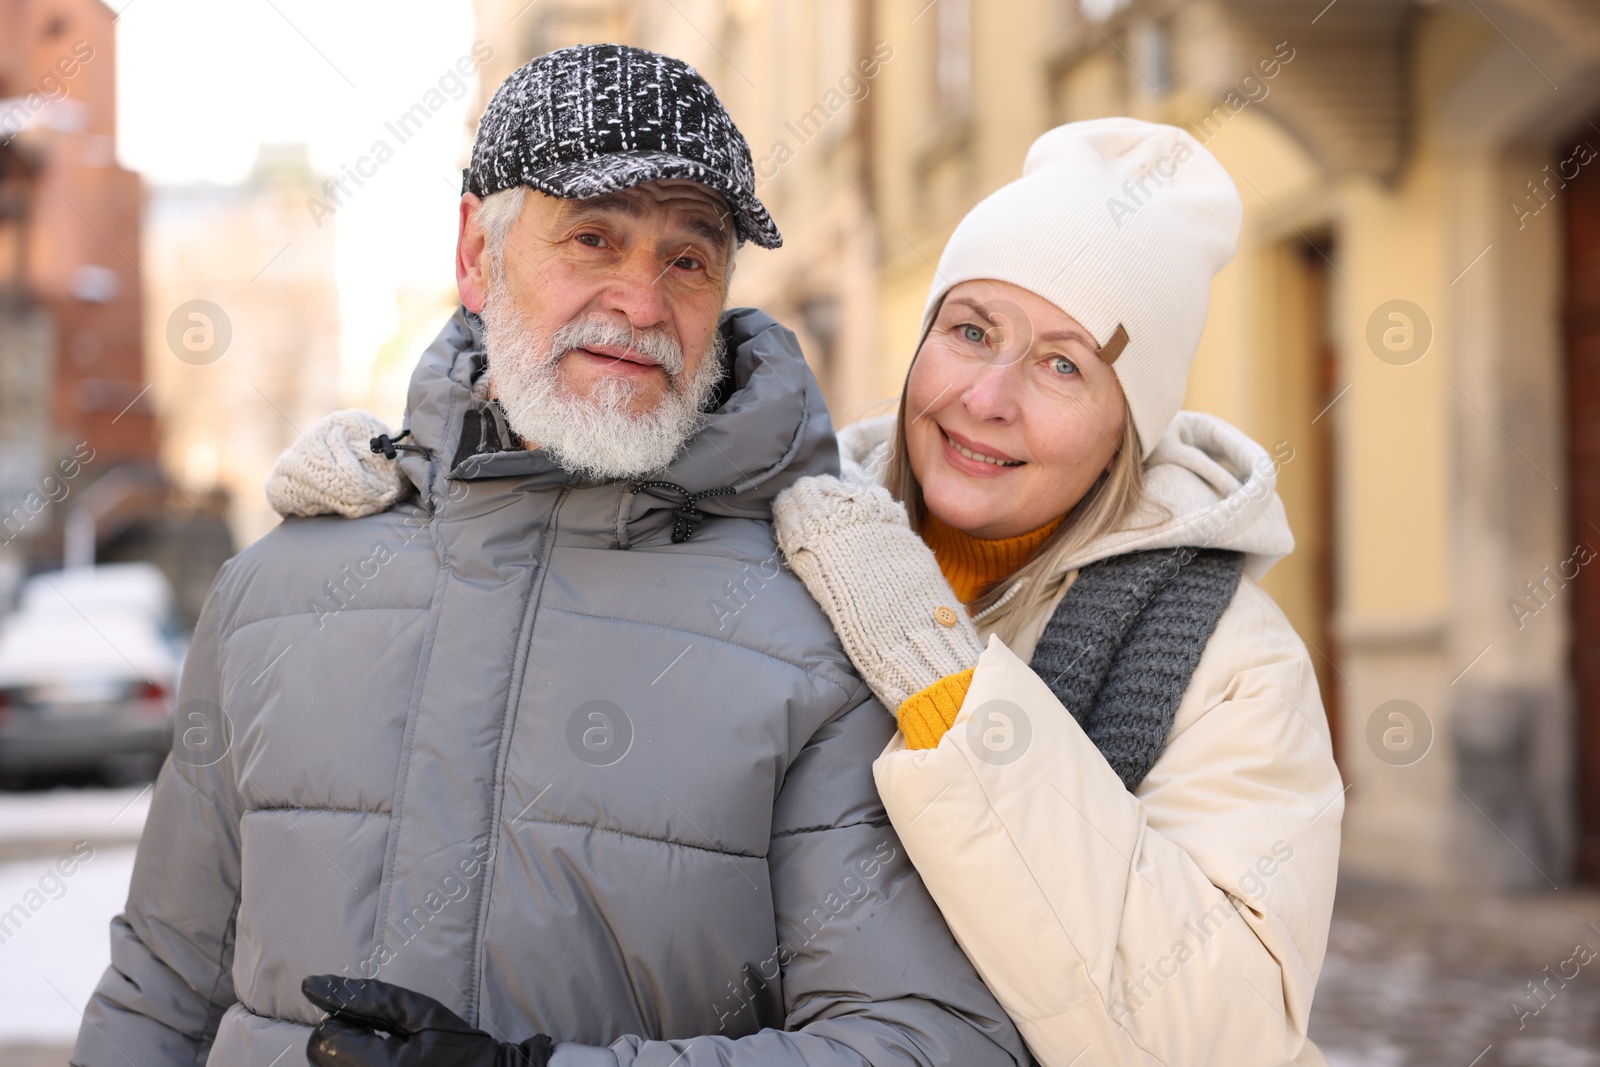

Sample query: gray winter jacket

[71,307,1029,1067]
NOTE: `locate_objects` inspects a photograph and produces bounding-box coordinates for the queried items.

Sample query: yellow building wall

[1338,171,1452,623]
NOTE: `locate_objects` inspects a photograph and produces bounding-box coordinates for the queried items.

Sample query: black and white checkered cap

[464,44,781,249]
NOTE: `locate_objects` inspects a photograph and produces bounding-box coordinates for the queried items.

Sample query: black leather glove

[302,974,555,1067]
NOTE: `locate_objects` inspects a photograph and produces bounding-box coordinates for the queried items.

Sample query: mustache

[548,315,687,377]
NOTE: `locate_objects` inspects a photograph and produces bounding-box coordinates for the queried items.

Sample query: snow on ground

[0,786,149,847]
[0,785,150,1050]
[1309,880,1600,1065]
[0,844,137,1045]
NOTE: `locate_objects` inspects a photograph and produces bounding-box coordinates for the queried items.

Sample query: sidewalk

[1311,878,1600,1066]
[0,786,149,1065]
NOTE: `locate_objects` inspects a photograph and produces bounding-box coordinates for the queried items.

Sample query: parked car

[0,563,184,784]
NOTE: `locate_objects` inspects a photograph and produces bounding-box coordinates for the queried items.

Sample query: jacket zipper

[465,481,573,1024]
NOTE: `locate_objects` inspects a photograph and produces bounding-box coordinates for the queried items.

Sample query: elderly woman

[769,119,1342,1067]
[266,118,1341,1067]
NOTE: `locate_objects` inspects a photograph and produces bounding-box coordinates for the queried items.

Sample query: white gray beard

[480,277,727,482]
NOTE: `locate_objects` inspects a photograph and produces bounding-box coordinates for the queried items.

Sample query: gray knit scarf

[1029,547,1245,792]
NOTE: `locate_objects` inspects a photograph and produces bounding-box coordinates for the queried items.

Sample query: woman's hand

[266,409,407,518]
[773,475,984,712]
[302,975,554,1067]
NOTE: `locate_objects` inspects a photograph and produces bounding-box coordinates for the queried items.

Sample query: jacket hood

[839,409,1294,580]
[397,305,839,543]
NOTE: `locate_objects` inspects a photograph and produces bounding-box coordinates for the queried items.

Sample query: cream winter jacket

[840,412,1344,1067]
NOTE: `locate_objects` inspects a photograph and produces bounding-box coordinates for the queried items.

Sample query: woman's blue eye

[959,324,987,344]
[1049,355,1079,375]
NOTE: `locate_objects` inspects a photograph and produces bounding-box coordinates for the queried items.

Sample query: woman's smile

[939,426,1026,476]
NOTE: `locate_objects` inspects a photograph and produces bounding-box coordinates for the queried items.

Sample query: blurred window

[816,0,856,135]
[1130,18,1172,95]
[934,0,972,116]
[1078,0,1132,23]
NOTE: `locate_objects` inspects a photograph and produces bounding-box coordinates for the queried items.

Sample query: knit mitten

[773,475,984,712]
[265,409,406,518]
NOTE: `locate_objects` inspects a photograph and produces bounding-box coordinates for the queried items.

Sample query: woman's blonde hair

[882,322,1150,644]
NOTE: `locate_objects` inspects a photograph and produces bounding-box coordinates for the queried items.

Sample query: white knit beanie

[922,118,1242,458]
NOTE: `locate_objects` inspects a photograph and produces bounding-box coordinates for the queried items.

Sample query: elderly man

[72,44,1027,1067]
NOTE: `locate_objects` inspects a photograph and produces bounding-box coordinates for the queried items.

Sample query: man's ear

[457,193,489,313]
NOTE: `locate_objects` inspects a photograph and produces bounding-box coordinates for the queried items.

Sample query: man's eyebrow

[563,194,732,251]
[564,193,647,221]
[680,215,732,249]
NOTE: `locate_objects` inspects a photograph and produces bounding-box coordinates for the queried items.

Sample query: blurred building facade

[472,0,1600,890]
[0,0,234,625]
[0,0,152,556]
[145,143,342,549]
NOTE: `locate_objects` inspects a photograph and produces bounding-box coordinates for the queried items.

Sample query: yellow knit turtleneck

[896,512,1063,751]
[921,512,1064,608]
